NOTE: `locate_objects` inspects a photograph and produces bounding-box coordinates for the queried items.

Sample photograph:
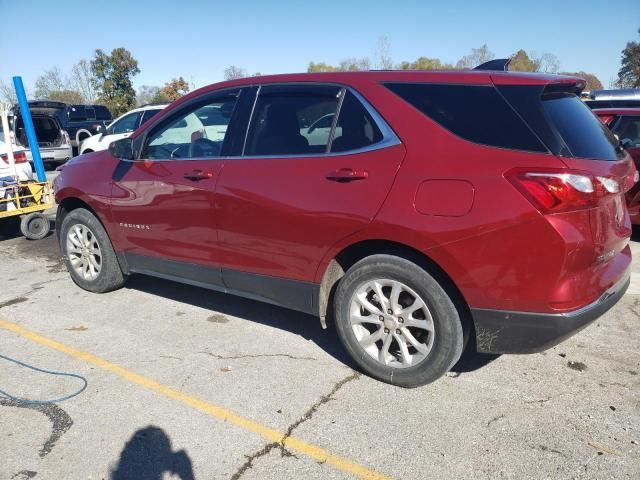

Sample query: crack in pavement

[200,351,317,361]
[0,278,67,310]
[229,372,360,479]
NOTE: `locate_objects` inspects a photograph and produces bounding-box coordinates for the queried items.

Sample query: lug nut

[398,317,404,323]
[379,315,384,321]
[384,328,389,333]
[396,329,401,334]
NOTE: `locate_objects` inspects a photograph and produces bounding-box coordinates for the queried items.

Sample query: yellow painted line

[0,318,390,480]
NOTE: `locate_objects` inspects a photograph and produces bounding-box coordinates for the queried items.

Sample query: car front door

[109,89,242,283]
[215,85,405,312]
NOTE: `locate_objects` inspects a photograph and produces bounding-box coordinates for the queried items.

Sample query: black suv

[14,101,112,150]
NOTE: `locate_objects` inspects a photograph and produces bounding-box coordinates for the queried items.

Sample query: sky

[1,0,638,95]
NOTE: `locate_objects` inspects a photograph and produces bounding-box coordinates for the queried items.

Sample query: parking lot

[0,172,638,480]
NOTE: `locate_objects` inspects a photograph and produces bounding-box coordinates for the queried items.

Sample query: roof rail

[474,58,511,71]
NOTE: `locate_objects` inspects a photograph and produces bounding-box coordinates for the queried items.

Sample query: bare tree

[224,65,247,80]
[33,67,67,99]
[456,44,494,69]
[71,59,98,103]
[0,79,17,104]
[374,36,393,69]
[534,52,560,73]
[338,57,371,71]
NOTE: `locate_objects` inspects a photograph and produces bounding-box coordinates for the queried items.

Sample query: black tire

[334,254,464,387]
[60,208,126,293]
[20,213,51,240]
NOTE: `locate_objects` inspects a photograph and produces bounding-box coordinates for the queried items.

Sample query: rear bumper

[26,146,73,163]
[471,273,630,354]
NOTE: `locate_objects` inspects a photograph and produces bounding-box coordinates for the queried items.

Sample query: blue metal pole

[12,76,46,182]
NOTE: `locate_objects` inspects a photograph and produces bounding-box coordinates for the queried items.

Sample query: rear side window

[68,105,86,121]
[109,112,141,135]
[84,107,96,121]
[244,85,341,156]
[330,91,383,153]
[140,108,162,126]
[541,94,620,160]
[611,116,640,148]
[94,105,112,120]
[384,83,546,152]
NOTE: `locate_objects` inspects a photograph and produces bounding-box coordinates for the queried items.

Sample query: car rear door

[215,84,405,307]
[110,88,242,282]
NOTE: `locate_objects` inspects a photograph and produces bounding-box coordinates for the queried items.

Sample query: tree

[91,48,140,116]
[33,67,67,99]
[307,62,338,72]
[559,71,603,91]
[160,77,190,102]
[374,36,393,69]
[456,44,494,69]
[0,79,17,104]
[137,85,163,105]
[397,57,453,70]
[71,59,98,103]
[617,28,640,88]
[224,65,247,80]
[509,49,539,72]
[537,53,560,73]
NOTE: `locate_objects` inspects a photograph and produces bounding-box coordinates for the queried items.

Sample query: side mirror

[109,138,134,160]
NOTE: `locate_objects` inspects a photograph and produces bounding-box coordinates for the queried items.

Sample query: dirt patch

[207,314,229,324]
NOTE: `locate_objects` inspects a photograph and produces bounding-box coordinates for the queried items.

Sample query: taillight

[506,168,620,214]
[0,151,27,164]
[62,130,70,145]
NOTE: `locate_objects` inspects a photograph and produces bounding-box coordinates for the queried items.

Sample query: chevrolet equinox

[54,67,634,387]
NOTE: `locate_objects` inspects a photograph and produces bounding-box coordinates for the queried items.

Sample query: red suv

[594,108,640,224]
[54,70,633,387]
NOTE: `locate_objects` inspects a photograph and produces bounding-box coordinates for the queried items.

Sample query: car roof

[131,104,169,113]
[593,108,640,116]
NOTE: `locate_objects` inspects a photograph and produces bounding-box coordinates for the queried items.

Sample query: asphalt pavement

[0,186,638,479]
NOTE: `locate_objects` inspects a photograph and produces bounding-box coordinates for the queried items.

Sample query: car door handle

[325,168,369,182]
[183,169,213,181]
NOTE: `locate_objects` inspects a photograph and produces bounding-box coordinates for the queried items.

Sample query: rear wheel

[20,213,50,240]
[60,208,126,292]
[334,254,464,387]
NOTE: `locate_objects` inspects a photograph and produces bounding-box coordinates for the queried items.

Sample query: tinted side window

[95,105,112,120]
[611,116,640,148]
[85,107,96,121]
[68,105,86,121]
[244,85,341,156]
[542,94,620,160]
[384,83,546,152]
[109,112,141,135]
[330,91,383,153]
[143,93,238,160]
[140,108,163,126]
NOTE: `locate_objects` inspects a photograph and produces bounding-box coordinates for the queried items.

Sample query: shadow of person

[110,426,194,480]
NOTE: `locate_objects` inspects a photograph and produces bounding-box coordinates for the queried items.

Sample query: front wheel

[334,255,464,387]
[60,208,126,293]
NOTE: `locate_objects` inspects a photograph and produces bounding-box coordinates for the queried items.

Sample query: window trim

[237,83,400,160]
[109,111,142,136]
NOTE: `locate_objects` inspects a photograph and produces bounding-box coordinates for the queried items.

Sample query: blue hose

[0,353,87,404]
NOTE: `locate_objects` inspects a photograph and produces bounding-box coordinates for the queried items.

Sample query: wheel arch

[317,239,473,342]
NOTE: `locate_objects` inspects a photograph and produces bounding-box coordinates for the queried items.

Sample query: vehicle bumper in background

[471,273,630,354]
[26,146,73,164]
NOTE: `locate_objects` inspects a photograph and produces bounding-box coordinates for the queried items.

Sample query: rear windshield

[542,93,620,161]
